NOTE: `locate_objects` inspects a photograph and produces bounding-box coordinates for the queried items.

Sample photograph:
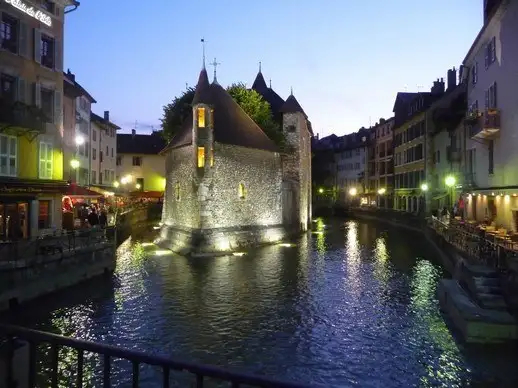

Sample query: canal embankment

[343,207,518,344]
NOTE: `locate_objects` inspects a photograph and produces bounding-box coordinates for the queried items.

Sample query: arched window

[175,182,181,201]
[238,183,246,199]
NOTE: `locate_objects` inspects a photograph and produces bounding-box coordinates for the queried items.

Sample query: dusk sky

[65,0,482,137]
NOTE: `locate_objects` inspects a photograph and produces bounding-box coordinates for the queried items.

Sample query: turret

[192,68,214,176]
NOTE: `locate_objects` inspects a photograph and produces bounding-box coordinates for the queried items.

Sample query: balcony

[0,97,47,139]
[467,109,501,140]
[447,146,462,163]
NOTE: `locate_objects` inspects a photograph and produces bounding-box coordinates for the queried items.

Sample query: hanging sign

[4,0,53,27]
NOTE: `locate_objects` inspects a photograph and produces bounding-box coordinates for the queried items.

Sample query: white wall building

[463,0,518,230]
[90,111,119,187]
[75,94,95,185]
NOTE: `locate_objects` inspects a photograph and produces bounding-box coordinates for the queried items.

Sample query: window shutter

[34,83,41,107]
[39,142,46,178]
[18,22,28,57]
[54,39,63,72]
[34,29,41,63]
[484,90,489,109]
[484,45,489,68]
[493,82,497,108]
[16,78,26,103]
[54,90,62,126]
[47,143,53,179]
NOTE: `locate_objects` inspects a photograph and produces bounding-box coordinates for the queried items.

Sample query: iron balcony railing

[0,324,309,388]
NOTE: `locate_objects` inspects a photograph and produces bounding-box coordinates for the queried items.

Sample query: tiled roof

[280,94,306,117]
[91,112,121,130]
[118,132,166,155]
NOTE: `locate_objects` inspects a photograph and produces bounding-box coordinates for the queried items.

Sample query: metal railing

[0,324,308,388]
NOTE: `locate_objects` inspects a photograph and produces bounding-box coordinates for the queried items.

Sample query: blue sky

[64,0,482,137]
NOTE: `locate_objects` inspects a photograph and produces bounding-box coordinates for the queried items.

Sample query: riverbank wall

[0,229,117,313]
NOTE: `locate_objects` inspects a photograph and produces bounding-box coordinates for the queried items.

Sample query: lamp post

[445,175,456,209]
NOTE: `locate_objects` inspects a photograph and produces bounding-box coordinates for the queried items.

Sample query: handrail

[0,324,310,387]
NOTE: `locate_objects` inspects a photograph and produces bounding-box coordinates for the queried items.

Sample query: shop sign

[4,0,52,27]
[0,186,63,194]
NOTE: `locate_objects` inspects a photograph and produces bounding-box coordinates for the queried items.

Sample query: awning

[64,185,103,198]
[129,190,164,199]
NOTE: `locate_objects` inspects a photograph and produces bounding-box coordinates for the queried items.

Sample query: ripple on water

[8,219,518,387]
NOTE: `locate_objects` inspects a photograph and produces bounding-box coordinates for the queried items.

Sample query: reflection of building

[0,0,79,240]
[462,0,518,231]
[90,111,119,188]
[116,130,166,192]
[160,65,312,255]
[393,80,444,213]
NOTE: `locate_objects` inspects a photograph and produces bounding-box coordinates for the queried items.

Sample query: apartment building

[0,0,78,239]
[116,130,166,193]
[74,82,95,185]
[90,111,119,188]
[393,80,445,214]
[369,118,394,208]
[462,0,518,231]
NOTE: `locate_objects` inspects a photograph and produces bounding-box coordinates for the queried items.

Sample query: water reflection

[6,218,518,387]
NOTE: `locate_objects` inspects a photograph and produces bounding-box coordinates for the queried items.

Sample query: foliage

[160,87,195,142]
[160,83,284,147]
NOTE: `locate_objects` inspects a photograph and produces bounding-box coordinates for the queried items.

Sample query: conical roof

[280,94,306,117]
[192,68,210,104]
[251,71,268,93]
[163,74,279,153]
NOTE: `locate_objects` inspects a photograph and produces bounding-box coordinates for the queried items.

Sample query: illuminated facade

[0,0,79,239]
[462,0,518,231]
[90,111,119,188]
[160,67,312,256]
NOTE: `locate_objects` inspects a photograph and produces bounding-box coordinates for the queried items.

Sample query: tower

[280,90,313,231]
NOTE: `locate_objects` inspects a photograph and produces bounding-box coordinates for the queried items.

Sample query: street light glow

[445,176,456,187]
[421,183,429,191]
[75,135,85,146]
[70,159,80,169]
[113,181,120,188]
[318,188,324,194]
[349,187,357,196]
[135,183,141,190]
[378,188,386,195]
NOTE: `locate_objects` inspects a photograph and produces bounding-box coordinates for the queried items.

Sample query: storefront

[0,178,68,241]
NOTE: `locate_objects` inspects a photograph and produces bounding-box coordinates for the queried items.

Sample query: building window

[0,13,18,54]
[92,148,96,160]
[91,171,96,184]
[116,155,122,166]
[238,183,246,199]
[92,130,96,141]
[485,83,497,109]
[39,142,53,179]
[0,135,17,177]
[175,182,181,201]
[210,148,214,167]
[111,148,114,157]
[41,1,56,13]
[197,146,205,167]
[488,140,494,175]
[198,107,205,128]
[485,37,496,68]
[132,156,142,166]
[38,200,51,229]
[471,62,478,84]
[0,74,16,101]
[40,88,54,122]
[40,34,55,69]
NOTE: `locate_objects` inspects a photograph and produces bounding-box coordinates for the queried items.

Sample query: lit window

[39,142,53,179]
[238,183,246,199]
[197,146,205,167]
[198,107,205,128]
[175,183,181,201]
[210,148,214,167]
[0,135,17,177]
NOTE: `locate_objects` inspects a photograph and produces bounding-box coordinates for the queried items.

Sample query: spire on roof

[201,38,206,69]
[259,61,262,73]
[280,93,306,117]
[193,67,210,104]
[290,86,293,95]
[210,57,221,84]
[269,79,272,88]
[251,69,268,92]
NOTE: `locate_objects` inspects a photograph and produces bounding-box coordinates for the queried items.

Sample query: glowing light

[153,226,160,230]
[514,194,517,197]
[141,242,154,247]
[312,231,324,235]
[232,252,246,257]
[153,249,172,256]
[75,135,85,146]
[5,0,52,27]
[318,188,324,194]
[445,176,456,187]
[378,188,386,195]
[70,159,80,169]
[504,195,510,203]
[278,243,295,248]
[349,187,357,196]
[420,183,429,192]
[135,183,141,190]
[121,177,128,184]
[491,192,495,196]
[113,181,120,188]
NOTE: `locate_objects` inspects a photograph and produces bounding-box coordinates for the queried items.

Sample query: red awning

[129,190,164,199]
[64,185,103,198]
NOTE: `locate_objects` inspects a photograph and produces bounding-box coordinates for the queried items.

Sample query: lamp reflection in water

[372,237,390,286]
[345,221,361,296]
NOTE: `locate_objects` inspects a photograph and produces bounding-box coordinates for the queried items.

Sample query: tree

[160,87,195,142]
[161,83,284,146]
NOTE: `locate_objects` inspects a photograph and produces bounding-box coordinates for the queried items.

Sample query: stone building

[159,66,312,256]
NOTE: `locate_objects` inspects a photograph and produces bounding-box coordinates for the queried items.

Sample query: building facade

[462,0,518,231]
[90,111,119,188]
[159,67,312,255]
[74,87,95,185]
[0,0,78,239]
[116,130,166,193]
[370,118,395,208]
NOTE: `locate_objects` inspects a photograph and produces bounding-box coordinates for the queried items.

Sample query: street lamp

[135,183,141,190]
[113,181,120,188]
[318,188,324,194]
[445,175,456,208]
[75,135,85,146]
[70,159,80,169]
[378,188,386,195]
[349,187,357,196]
[420,183,429,192]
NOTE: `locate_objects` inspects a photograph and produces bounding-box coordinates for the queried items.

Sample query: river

[6,218,518,387]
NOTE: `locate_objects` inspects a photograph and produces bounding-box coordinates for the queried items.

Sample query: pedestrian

[88,208,100,227]
[99,209,108,228]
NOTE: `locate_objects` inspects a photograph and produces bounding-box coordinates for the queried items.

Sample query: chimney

[104,110,109,121]
[131,129,136,138]
[447,67,457,90]
[379,118,386,124]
